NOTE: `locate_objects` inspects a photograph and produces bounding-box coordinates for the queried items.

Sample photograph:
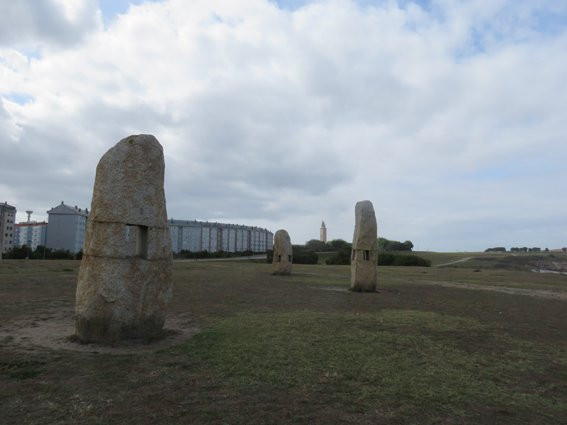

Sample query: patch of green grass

[0,360,45,380]
[2,259,566,424]
[170,310,566,423]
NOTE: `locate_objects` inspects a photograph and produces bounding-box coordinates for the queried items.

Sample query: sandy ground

[0,310,199,355]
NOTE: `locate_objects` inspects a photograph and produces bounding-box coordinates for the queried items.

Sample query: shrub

[325,246,352,265]
[378,253,431,267]
[378,238,413,252]
[293,247,319,264]
[485,247,506,252]
[266,247,318,264]
[175,250,258,260]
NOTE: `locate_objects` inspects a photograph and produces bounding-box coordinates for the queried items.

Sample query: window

[288,255,292,262]
[137,226,148,258]
[364,250,370,261]
[278,255,281,262]
[126,224,149,259]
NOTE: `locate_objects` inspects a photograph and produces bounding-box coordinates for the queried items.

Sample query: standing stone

[75,135,173,343]
[272,229,292,275]
[350,200,377,292]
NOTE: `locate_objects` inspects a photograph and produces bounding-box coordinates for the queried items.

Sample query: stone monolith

[350,200,377,292]
[75,134,173,343]
[272,229,292,275]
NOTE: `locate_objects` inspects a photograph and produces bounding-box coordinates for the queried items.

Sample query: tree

[305,239,328,252]
[292,246,319,264]
[378,237,413,252]
[329,239,350,250]
[3,245,30,259]
[485,247,506,252]
[325,245,352,265]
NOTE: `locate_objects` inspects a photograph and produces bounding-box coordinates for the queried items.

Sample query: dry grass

[1,259,566,424]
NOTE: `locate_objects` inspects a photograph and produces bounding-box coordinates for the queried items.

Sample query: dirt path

[435,257,474,267]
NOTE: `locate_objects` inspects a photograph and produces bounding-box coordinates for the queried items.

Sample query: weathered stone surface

[75,134,173,343]
[350,200,378,292]
[272,229,292,275]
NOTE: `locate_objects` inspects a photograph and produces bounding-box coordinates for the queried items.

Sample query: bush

[266,247,318,264]
[378,238,413,252]
[485,247,506,252]
[293,247,319,264]
[3,245,76,260]
[304,239,328,252]
[2,245,31,259]
[378,253,431,267]
[325,246,352,265]
[175,250,259,260]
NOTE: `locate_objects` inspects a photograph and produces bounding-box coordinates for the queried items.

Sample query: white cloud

[1,0,566,250]
[0,0,102,50]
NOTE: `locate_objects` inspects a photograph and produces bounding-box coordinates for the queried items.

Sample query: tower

[320,220,327,243]
[26,210,33,222]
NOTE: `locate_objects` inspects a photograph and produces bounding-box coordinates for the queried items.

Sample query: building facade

[0,202,17,257]
[169,219,273,254]
[15,221,48,251]
[46,202,89,253]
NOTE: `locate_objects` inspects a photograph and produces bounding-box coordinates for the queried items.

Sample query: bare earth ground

[0,310,199,355]
[1,257,566,424]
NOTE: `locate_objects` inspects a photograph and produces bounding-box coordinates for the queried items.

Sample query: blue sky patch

[98,0,160,26]
[2,93,35,105]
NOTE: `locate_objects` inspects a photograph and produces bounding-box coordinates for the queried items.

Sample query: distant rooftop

[47,201,89,217]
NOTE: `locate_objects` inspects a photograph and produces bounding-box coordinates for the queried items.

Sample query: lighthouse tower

[320,221,327,243]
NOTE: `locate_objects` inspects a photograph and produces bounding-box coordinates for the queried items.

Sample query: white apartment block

[46,202,89,253]
[15,221,48,251]
[169,219,273,254]
[0,202,17,256]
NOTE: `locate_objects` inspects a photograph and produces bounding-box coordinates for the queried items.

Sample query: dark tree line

[266,246,319,264]
[289,237,426,266]
[174,250,257,259]
[2,245,82,260]
[486,247,546,253]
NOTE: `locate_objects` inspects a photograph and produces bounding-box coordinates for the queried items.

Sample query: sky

[1,0,566,251]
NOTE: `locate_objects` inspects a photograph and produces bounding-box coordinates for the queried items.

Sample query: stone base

[75,315,165,343]
[350,261,377,292]
[75,254,172,343]
[272,262,292,275]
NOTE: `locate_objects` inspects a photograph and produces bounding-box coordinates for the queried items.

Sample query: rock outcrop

[272,229,292,275]
[75,134,173,342]
[350,200,378,292]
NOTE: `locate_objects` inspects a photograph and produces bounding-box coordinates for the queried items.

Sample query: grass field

[1,258,566,424]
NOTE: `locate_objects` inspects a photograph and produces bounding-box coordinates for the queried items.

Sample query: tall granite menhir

[272,229,292,275]
[350,200,378,292]
[75,135,173,343]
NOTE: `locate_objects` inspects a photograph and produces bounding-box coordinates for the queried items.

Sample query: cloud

[0,0,102,50]
[1,0,567,250]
